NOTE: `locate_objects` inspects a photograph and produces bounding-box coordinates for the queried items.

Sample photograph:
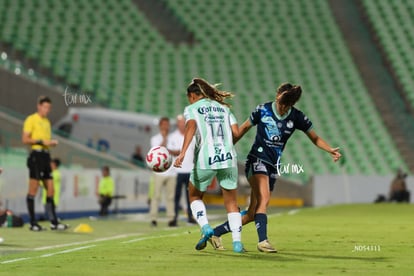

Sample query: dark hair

[102,166,110,173]
[397,169,407,179]
[276,83,302,107]
[187,78,234,107]
[51,158,61,167]
[158,117,170,125]
[38,95,52,105]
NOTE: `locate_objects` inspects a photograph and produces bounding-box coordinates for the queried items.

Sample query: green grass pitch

[0,204,413,275]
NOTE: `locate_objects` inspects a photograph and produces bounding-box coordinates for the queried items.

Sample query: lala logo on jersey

[209,147,233,165]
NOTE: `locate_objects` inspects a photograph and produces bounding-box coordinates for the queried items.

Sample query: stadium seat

[0,0,409,181]
[362,0,414,109]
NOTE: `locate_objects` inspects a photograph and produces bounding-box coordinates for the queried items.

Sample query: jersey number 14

[208,123,224,139]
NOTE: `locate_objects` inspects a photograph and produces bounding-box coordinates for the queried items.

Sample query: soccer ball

[146,146,172,172]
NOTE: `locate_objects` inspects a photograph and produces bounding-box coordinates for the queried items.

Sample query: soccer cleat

[209,235,226,250]
[50,223,69,231]
[257,240,277,253]
[195,224,214,250]
[232,241,245,253]
[30,223,46,232]
[151,220,157,227]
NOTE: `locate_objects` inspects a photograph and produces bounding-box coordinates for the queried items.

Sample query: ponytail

[277,82,302,106]
[187,78,234,107]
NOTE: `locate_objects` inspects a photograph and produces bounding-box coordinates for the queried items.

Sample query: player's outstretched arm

[174,119,197,168]
[233,119,252,145]
[231,123,239,144]
[306,130,341,162]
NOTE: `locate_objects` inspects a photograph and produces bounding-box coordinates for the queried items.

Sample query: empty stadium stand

[362,0,414,109]
[0,0,410,182]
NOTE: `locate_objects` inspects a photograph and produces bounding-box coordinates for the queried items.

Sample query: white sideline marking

[1,258,31,264]
[1,233,141,265]
[1,245,95,264]
[287,209,300,215]
[40,245,96,257]
[34,233,141,251]
[1,232,188,264]
[122,232,189,244]
[271,213,282,217]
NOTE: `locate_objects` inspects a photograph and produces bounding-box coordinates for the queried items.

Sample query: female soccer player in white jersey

[174,78,244,253]
[210,83,342,253]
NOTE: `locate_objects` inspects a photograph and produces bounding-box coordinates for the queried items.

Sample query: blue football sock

[255,213,268,242]
[213,221,230,237]
[213,210,248,237]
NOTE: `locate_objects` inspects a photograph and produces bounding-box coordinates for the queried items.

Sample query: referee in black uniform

[22,96,68,231]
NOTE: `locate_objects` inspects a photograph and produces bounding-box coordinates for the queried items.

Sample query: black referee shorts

[27,151,52,180]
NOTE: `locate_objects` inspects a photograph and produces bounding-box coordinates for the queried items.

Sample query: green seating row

[0,0,409,182]
[362,0,414,108]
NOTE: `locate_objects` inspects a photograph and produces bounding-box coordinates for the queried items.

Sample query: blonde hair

[187,78,234,107]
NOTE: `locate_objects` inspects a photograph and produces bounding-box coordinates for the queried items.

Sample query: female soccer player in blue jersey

[210,83,342,253]
[174,78,244,253]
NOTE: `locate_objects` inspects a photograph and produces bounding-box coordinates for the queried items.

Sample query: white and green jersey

[184,98,237,169]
